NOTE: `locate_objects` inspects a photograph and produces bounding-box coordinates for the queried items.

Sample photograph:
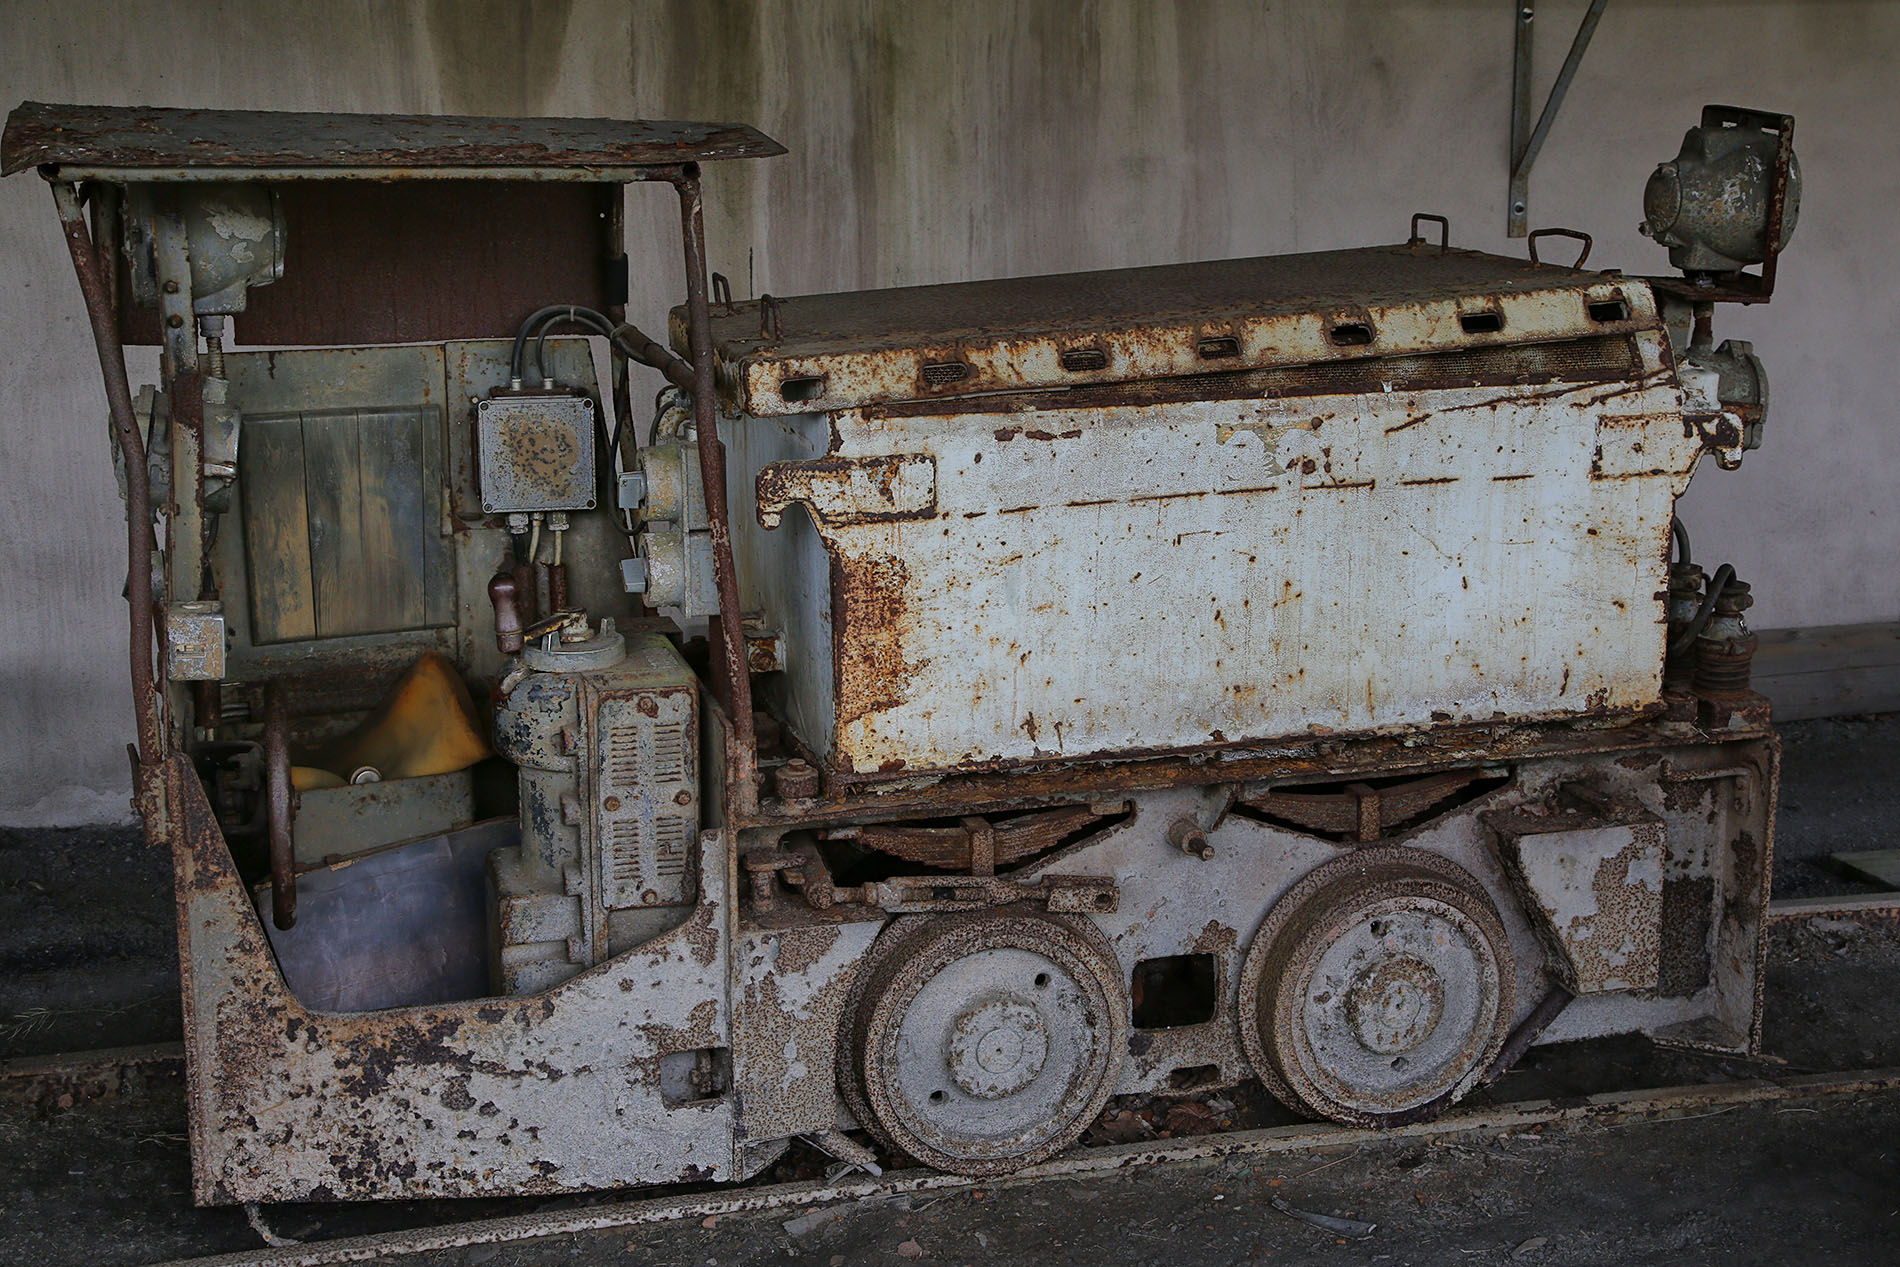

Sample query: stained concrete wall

[2,0,1895,824]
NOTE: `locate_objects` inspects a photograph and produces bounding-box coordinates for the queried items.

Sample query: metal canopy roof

[1,101,786,180]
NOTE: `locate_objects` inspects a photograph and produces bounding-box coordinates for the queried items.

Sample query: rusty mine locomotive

[1,101,1797,1201]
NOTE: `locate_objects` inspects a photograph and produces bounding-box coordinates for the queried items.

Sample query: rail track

[3,892,1895,1267]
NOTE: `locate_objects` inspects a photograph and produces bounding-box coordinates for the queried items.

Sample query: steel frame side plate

[166,756,737,1203]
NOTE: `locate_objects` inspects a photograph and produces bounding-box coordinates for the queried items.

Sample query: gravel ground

[1769,713,1900,897]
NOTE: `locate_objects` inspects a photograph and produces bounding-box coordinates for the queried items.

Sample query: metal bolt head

[775,757,821,801]
[1168,817,1215,860]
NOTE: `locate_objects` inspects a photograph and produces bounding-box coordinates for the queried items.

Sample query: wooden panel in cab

[240,406,450,644]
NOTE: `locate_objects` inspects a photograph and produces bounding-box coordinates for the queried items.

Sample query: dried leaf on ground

[1091,1108,1157,1144]
[1164,1101,1220,1137]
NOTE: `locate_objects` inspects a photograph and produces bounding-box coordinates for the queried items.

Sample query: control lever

[522,609,586,645]
[488,572,523,653]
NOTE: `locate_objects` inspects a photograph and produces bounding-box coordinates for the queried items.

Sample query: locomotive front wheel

[840,909,1127,1175]
[1239,847,1515,1128]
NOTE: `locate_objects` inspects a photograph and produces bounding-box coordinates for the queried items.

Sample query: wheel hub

[1300,902,1493,1106]
[1346,953,1445,1055]
[948,1000,1049,1099]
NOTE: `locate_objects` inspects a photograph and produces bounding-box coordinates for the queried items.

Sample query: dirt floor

[1,715,1897,1266]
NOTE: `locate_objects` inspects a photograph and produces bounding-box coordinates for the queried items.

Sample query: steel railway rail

[123,1067,1900,1267]
[6,888,1897,1267]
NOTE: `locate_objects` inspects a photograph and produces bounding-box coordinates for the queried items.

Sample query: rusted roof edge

[2,101,786,179]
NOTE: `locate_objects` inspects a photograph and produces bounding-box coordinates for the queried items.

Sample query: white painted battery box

[675,246,1699,778]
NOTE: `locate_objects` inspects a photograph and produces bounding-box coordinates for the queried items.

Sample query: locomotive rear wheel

[1239,847,1515,1128]
[841,909,1127,1176]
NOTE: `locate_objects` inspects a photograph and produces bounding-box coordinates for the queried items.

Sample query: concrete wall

[2,0,1895,824]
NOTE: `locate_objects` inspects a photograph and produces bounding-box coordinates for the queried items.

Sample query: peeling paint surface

[1495,816,1668,995]
[733,920,880,1141]
[168,757,738,1203]
[739,325,1696,776]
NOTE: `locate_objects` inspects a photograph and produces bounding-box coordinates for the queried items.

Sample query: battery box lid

[682,244,1653,416]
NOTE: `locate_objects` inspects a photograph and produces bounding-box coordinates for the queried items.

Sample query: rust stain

[831,550,928,730]
[770,924,842,978]
[1190,919,1238,958]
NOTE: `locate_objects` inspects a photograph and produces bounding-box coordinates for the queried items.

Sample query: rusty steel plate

[1239,847,1515,1128]
[853,804,1108,870]
[2,101,785,178]
[1241,768,1488,841]
[839,909,1127,1175]
[694,245,1651,413]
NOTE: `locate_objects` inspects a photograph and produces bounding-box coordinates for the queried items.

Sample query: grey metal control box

[487,630,700,996]
[475,390,598,513]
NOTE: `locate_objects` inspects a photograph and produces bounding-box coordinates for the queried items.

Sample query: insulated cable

[1667,562,1735,658]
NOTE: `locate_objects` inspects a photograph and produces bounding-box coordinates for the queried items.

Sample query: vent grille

[649,721,686,780]
[603,815,692,898]
[606,720,686,785]
[921,360,970,386]
[595,690,697,910]
[652,816,690,877]
[605,818,649,894]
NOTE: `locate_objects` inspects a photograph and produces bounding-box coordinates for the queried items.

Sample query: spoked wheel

[1239,847,1515,1128]
[839,909,1127,1175]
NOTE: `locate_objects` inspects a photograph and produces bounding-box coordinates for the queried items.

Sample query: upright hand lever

[489,572,523,654]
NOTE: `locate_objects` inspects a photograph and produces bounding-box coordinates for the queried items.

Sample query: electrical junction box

[476,390,599,513]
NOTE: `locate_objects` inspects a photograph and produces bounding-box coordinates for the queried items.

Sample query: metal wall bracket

[1509,0,1609,237]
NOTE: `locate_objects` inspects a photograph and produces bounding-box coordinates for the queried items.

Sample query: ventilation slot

[1328,321,1374,347]
[1197,336,1241,360]
[606,725,643,787]
[604,816,692,906]
[921,360,970,386]
[648,721,686,781]
[779,374,825,403]
[1060,347,1108,372]
[1588,299,1629,323]
[652,815,690,878]
[1459,311,1504,334]
[608,719,686,787]
[604,819,650,898]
